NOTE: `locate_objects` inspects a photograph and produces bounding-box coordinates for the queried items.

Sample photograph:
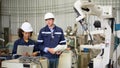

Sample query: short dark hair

[18,28,33,38]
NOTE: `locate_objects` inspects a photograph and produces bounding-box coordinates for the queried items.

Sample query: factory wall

[1,0,120,38]
[1,0,76,36]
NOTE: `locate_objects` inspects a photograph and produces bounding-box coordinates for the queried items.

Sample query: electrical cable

[100,49,104,56]
[79,21,94,45]
[19,56,43,68]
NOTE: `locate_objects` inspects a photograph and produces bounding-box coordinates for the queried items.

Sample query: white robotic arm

[73,0,85,23]
[74,0,115,21]
[74,0,102,23]
[73,0,115,68]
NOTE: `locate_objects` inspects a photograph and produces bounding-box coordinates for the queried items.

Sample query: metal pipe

[0,38,5,42]
[0,37,5,47]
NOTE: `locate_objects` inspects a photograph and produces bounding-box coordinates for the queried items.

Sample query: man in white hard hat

[37,12,66,68]
[12,22,39,58]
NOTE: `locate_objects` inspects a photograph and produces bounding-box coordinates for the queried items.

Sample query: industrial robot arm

[74,0,103,45]
[73,0,85,23]
[73,0,115,68]
[74,0,102,23]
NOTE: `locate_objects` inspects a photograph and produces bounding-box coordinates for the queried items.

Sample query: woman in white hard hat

[37,12,66,68]
[12,22,38,58]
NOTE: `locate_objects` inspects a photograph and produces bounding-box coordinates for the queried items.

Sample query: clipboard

[17,45,34,55]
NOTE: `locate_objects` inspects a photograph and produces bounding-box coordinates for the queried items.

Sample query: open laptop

[17,45,34,55]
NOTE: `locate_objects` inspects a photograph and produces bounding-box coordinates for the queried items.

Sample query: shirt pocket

[54,34,61,41]
[42,34,50,41]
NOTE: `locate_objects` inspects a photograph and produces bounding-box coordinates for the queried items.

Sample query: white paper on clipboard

[17,45,34,55]
[54,45,67,52]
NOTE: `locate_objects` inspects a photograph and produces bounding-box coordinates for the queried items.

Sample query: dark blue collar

[20,38,31,43]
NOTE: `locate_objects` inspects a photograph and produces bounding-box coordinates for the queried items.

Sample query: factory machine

[1,56,48,68]
[57,0,117,68]
[73,0,116,68]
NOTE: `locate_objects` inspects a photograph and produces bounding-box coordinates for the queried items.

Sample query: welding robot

[73,0,115,68]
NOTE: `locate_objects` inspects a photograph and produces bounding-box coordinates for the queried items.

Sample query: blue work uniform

[37,25,66,68]
[12,38,38,58]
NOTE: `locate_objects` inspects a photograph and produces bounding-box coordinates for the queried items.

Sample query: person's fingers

[22,52,30,56]
[56,51,62,55]
[32,52,38,56]
[48,48,55,54]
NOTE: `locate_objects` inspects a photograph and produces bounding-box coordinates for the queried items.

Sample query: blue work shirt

[37,25,66,59]
[12,38,38,54]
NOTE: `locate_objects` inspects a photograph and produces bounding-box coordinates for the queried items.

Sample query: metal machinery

[1,56,48,68]
[58,23,79,68]
[73,0,115,68]
[0,14,12,66]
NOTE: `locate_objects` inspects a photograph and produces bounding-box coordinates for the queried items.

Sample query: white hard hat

[20,22,33,32]
[44,12,55,20]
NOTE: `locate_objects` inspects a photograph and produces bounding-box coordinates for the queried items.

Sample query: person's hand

[66,47,71,50]
[32,52,38,56]
[22,52,30,56]
[48,48,55,54]
[56,51,62,55]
